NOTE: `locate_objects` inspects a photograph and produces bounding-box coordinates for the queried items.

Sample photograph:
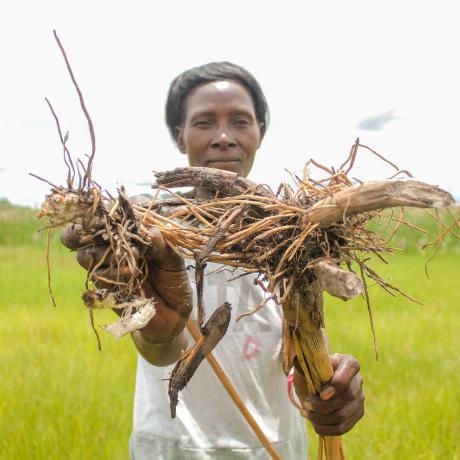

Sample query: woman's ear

[258,122,265,146]
[175,127,187,154]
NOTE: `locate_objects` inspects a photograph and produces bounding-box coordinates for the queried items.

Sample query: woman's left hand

[293,353,365,436]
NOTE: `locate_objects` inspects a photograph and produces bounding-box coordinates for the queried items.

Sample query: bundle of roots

[36,142,457,344]
[35,31,459,460]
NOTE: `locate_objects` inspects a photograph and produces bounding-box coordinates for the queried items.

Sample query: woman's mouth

[205,159,242,172]
[206,159,241,165]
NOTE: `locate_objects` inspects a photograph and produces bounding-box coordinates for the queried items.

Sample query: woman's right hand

[61,223,193,349]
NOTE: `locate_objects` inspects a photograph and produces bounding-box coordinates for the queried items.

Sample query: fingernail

[320,387,336,400]
[300,409,308,418]
[303,401,313,411]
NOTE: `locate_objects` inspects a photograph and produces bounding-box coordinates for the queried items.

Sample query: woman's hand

[61,223,193,360]
[294,353,364,436]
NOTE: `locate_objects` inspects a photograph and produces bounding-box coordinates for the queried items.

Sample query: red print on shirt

[242,336,261,360]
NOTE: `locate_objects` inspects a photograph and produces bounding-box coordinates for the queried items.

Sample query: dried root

[311,259,363,300]
[169,302,232,417]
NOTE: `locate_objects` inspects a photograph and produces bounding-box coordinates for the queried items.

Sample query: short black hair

[165,61,270,143]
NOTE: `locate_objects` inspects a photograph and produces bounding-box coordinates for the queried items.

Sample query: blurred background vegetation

[1,198,459,459]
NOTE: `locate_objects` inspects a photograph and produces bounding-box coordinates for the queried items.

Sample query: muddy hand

[294,353,365,436]
[61,223,193,343]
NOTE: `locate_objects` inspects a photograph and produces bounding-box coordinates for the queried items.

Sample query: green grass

[368,207,460,253]
[0,246,137,460]
[1,201,459,459]
[0,199,62,247]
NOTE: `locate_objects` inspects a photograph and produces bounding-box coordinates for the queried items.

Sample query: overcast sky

[1,0,459,207]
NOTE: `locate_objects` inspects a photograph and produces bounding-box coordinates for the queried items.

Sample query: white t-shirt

[130,264,307,459]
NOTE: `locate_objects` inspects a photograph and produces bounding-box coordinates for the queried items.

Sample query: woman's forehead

[213,81,231,91]
[184,80,255,116]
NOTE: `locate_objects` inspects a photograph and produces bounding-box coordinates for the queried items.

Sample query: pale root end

[103,301,157,338]
[312,260,364,300]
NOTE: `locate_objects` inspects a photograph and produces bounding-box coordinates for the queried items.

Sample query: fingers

[319,353,360,400]
[61,223,105,249]
[302,372,362,412]
[304,395,346,416]
[62,224,184,272]
[301,379,365,436]
[297,353,365,436]
[61,224,84,249]
[309,395,364,426]
[294,353,362,401]
[76,244,106,270]
[145,227,185,271]
[76,244,140,270]
[75,244,143,290]
[306,401,364,436]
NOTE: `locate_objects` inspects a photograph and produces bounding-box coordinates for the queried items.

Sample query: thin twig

[357,261,379,360]
[53,30,96,185]
[46,227,57,308]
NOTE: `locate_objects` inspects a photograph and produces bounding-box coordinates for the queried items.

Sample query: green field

[1,200,459,459]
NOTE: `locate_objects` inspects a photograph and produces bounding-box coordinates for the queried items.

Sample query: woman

[63,62,364,459]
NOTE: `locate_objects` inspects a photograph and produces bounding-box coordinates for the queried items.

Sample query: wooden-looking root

[169,302,232,417]
[283,280,346,459]
[306,179,455,227]
[311,260,363,300]
[153,166,273,198]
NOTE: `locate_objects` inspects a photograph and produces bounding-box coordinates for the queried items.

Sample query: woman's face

[176,80,263,178]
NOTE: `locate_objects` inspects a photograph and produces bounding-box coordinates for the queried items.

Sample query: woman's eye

[234,118,250,127]
[194,120,213,128]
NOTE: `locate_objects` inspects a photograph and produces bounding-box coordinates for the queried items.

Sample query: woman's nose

[211,128,237,149]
